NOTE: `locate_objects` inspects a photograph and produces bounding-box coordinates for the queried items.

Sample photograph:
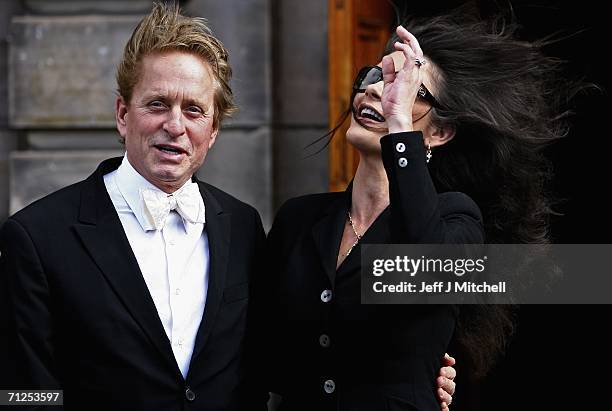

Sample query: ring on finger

[414,57,426,67]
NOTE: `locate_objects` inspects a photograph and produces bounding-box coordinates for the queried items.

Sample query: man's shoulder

[6,157,120,227]
[9,178,90,227]
[198,181,260,218]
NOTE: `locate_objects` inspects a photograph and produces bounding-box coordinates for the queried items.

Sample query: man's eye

[149,101,166,108]
[186,106,203,114]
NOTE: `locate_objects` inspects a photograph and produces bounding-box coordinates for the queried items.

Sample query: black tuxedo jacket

[0,157,267,410]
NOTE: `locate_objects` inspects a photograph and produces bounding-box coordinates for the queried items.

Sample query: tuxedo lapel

[190,182,231,362]
[73,158,183,380]
[311,194,347,288]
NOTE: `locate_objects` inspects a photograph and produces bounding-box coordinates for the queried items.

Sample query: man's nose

[163,108,186,137]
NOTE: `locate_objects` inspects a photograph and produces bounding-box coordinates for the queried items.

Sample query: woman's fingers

[393,41,420,85]
[381,54,396,86]
[438,376,456,395]
[438,387,453,409]
[381,26,425,133]
[395,26,426,74]
[442,353,457,367]
[441,364,457,380]
[396,26,424,58]
[394,40,416,63]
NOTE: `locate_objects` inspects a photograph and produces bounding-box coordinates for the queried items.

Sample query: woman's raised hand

[382,26,425,134]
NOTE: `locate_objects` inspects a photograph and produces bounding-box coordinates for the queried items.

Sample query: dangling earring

[426,142,432,163]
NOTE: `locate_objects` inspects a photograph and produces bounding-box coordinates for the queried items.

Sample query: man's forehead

[141,50,212,69]
[134,53,215,102]
[139,87,211,103]
[139,52,213,80]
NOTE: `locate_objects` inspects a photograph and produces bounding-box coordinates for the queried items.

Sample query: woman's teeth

[360,107,384,122]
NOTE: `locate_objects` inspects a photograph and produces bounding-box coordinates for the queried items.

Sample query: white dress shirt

[103,155,209,379]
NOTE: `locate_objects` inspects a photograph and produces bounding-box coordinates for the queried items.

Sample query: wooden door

[328,0,393,191]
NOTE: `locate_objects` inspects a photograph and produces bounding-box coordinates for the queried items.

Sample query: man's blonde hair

[116,1,236,132]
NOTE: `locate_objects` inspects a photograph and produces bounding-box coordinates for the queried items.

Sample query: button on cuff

[319,334,331,348]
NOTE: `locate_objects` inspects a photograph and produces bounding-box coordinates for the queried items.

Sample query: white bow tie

[139,182,205,231]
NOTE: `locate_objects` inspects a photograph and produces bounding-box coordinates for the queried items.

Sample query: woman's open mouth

[357,104,385,123]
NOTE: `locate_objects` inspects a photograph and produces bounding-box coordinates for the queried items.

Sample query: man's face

[116,51,218,193]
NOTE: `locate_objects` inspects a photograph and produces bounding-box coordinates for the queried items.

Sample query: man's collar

[115,153,198,232]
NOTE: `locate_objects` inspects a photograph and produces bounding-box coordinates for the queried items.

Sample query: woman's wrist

[387,116,414,134]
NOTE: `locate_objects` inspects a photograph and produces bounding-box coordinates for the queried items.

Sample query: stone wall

[0,1,23,222]
[272,0,329,208]
[0,0,330,230]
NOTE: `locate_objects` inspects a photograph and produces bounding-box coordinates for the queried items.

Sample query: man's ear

[115,96,128,139]
[428,123,456,148]
[208,125,219,149]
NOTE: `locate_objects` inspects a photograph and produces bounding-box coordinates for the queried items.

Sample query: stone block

[1,0,24,128]
[8,15,140,128]
[1,40,9,128]
[22,0,152,14]
[196,126,272,229]
[9,149,122,214]
[274,0,328,126]
[273,127,328,210]
[0,131,18,221]
[186,0,271,127]
[27,130,123,150]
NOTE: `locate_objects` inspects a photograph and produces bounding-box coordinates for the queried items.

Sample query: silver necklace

[344,211,362,257]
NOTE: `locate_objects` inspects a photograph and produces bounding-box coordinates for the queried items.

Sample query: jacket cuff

[380,131,426,171]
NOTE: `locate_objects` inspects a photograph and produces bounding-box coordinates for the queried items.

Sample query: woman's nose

[364,82,382,100]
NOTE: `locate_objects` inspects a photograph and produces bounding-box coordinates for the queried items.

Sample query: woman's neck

[350,153,389,227]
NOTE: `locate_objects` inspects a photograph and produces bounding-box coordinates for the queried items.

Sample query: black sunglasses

[352,65,442,109]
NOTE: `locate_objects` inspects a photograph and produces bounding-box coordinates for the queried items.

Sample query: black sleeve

[0,218,63,398]
[243,207,271,409]
[380,132,485,244]
[256,198,296,398]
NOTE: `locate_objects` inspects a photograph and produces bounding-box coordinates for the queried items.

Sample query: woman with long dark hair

[260,11,575,410]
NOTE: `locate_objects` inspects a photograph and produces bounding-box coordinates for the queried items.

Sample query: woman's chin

[346,124,386,153]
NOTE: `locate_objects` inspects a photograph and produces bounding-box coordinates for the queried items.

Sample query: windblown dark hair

[384,12,586,378]
[386,13,573,245]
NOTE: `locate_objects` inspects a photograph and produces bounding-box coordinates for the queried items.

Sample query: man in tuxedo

[0,3,267,410]
[0,2,456,410]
